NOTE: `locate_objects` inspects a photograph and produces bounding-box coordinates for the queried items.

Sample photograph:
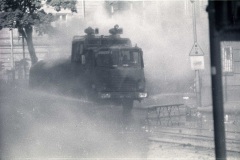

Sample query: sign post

[190,42,205,70]
[189,42,204,108]
[190,0,204,108]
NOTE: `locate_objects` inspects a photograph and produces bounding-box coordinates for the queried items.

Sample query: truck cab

[71,25,147,112]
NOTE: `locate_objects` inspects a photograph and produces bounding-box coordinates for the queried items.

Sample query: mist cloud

[45,0,209,93]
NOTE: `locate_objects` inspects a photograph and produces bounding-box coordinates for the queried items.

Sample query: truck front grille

[109,77,137,92]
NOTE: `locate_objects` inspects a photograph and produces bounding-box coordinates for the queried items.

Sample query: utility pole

[10,28,15,81]
[10,29,14,69]
[22,35,27,79]
[110,3,114,18]
[82,0,85,19]
[207,1,230,159]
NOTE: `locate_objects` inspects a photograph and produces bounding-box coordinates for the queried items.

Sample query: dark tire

[122,99,134,114]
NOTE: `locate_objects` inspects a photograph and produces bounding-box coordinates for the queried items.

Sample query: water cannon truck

[29,25,148,113]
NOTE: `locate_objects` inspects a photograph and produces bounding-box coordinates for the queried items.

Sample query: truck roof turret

[72,25,131,47]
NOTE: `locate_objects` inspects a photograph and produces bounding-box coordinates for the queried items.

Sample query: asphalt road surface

[1,84,239,160]
[0,86,149,159]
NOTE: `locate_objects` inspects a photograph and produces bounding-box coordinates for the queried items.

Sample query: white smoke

[44,0,209,93]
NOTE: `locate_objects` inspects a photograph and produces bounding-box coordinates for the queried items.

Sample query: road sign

[189,42,204,56]
[189,42,205,70]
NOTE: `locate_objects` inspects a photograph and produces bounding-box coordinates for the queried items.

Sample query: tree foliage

[0,0,77,64]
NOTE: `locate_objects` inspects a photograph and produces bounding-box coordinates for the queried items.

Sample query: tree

[0,0,77,64]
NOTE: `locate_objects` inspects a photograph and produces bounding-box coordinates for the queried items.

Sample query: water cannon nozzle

[109,24,123,35]
[84,27,95,35]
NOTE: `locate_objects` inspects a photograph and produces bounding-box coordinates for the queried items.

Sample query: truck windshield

[96,50,111,67]
[119,50,140,67]
[96,49,141,67]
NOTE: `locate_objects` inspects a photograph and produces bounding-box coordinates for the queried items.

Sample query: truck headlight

[138,92,148,98]
[138,81,145,90]
[100,93,111,99]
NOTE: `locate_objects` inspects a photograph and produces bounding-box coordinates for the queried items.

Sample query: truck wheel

[122,99,134,114]
[29,74,41,89]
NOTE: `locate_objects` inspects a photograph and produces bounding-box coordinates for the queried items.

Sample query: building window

[222,46,233,75]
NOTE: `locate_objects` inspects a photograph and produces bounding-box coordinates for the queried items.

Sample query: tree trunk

[25,26,38,64]
[19,26,38,65]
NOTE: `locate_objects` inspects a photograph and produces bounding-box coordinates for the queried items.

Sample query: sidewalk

[147,101,240,160]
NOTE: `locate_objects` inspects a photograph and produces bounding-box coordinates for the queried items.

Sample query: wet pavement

[0,83,240,159]
[0,86,149,159]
